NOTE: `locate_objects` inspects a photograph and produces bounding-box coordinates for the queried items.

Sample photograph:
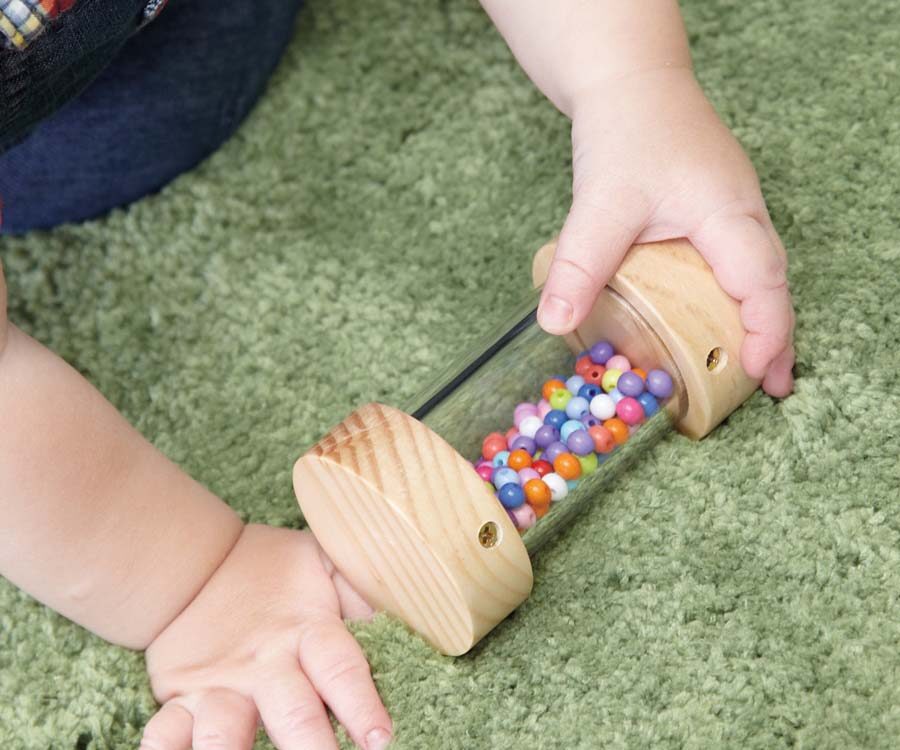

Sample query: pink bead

[513,402,539,428]
[505,427,520,449]
[518,468,540,483]
[475,464,494,482]
[512,503,537,530]
[537,399,552,419]
[616,396,645,425]
[606,354,631,372]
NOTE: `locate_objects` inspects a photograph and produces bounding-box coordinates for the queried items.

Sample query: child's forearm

[480,0,691,118]
[0,321,243,650]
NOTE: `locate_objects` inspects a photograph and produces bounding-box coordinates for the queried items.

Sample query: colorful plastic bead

[560,419,586,442]
[512,502,537,529]
[589,340,614,364]
[577,452,599,476]
[616,371,644,397]
[513,403,539,428]
[518,467,540,484]
[543,472,568,501]
[518,415,543,439]
[587,425,615,453]
[566,429,594,456]
[537,399,552,419]
[476,464,494,482]
[577,383,602,401]
[507,449,533,471]
[616,397,645,426]
[505,427,520,449]
[606,354,631,372]
[498,482,525,509]
[575,354,594,376]
[534,424,559,449]
[481,432,507,461]
[541,379,567,401]
[492,466,519,489]
[608,388,625,404]
[491,450,510,468]
[566,375,586,395]
[524,478,552,507]
[582,364,606,386]
[589,393,616,420]
[544,409,568,429]
[549,388,573,411]
[637,391,660,417]
[565,396,590,420]
[532,459,553,477]
[510,435,537,455]
[632,367,647,381]
[542,441,568,464]
[553,452,582,480]
[582,414,601,428]
[601,368,621,393]
[603,418,629,446]
[646,369,674,399]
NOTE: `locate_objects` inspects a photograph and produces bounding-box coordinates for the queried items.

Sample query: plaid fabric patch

[0,0,75,49]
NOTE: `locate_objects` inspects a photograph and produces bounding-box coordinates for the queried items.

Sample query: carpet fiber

[2,0,899,747]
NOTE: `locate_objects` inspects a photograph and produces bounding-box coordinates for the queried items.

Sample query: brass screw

[478,521,500,549]
[707,347,723,372]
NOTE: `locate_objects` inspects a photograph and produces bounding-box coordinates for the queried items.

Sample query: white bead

[518,415,543,439]
[589,393,616,420]
[543,472,568,502]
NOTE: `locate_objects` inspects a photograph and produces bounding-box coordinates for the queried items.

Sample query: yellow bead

[549,388,573,410]
[577,453,599,476]
[601,368,622,393]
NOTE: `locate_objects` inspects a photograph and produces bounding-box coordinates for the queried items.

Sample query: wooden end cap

[293,403,533,655]
[533,239,759,439]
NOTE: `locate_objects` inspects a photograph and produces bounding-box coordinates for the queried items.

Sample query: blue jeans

[0,0,304,234]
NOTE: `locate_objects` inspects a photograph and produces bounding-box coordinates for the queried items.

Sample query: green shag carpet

[2,0,899,747]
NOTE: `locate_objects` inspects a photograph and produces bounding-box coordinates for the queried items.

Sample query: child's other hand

[538,67,794,397]
[142,525,392,750]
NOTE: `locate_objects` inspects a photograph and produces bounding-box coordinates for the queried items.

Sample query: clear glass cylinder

[405,286,688,555]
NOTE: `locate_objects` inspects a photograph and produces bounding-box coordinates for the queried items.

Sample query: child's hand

[537,68,794,397]
[142,524,392,750]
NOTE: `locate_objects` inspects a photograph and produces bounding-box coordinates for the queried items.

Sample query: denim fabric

[0,0,304,233]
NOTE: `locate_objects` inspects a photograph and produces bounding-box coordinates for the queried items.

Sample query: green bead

[577,452,599,476]
[549,388,573,410]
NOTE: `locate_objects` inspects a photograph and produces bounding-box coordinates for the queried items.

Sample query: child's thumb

[538,188,644,335]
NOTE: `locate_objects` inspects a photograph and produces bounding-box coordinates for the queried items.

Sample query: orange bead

[582,364,606,386]
[588,425,615,454]
[524,478,552,508]
[531,495,551,519]
[575,355,594,377]
[553,452,582,480]
[631,367,647,381]
[481,432,507,461]
[507,449,533,471]
[603,417,629,446]
[541,378,567,401]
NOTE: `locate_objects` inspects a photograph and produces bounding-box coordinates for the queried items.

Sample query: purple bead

[510,435,537,455]
[617,371,644,397]
[589,340,614,365]
[646,369,674,399]
[542,440,568,464]
[534,424,560,449]
[582,415,601,428]
[566,429,595,456]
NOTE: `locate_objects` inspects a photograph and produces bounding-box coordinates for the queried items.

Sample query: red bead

[482,432,508,461]
[587,425,615,454]
[582,365,606,386]
[575,355,594,376]
[532,459,553,477]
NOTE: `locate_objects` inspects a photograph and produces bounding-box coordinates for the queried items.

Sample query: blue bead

[637,392,660,417]
[565,396,590,419]
[544,409,568,429]
[566,479,579,491]
[609,388,625,404]
[492,467,520,489]
[498,482,526,509]
[565,375,586,395]
[577,383,602,401]
[560,419,587,442]
[492,450,510,468]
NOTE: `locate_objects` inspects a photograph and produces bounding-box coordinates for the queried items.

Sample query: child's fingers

[299,617,393,750]
[139,701,193,750]
[691,211,794,385]
[538,187,646,335]
[332,569,376,621]
[762,344,795,398]
[254,663,338,750]
[192,689,258,750]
